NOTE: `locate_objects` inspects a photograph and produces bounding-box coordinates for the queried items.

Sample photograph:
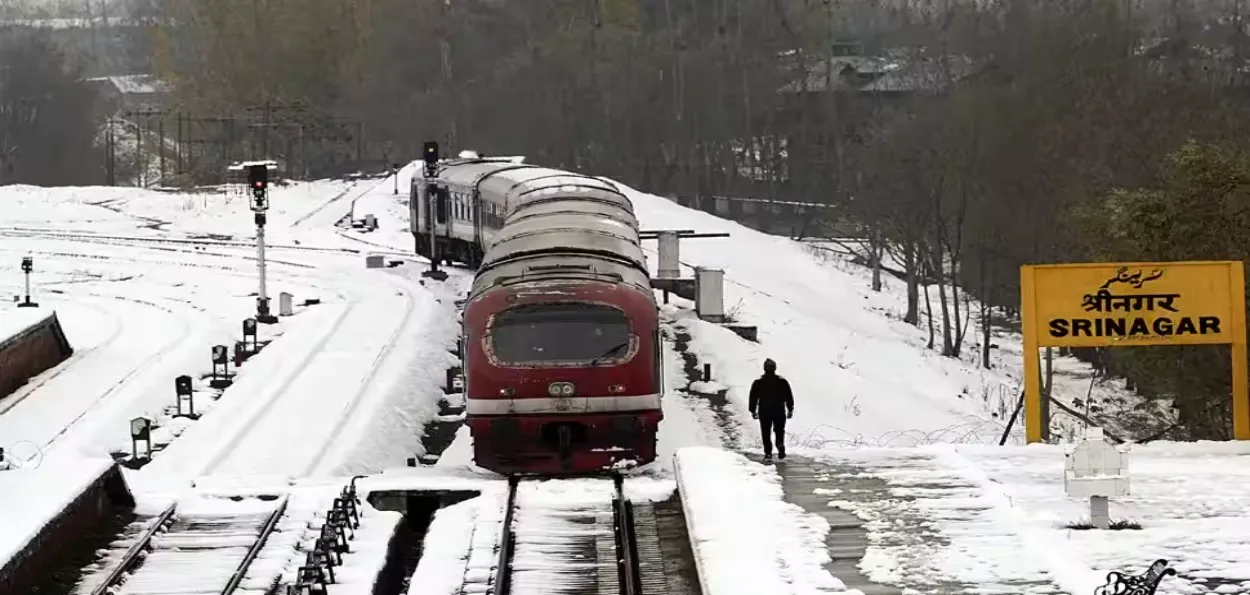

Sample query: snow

[610,180,1149,450]
[653,331,723,468]
[395,482,511,595]
[508,479,618,595]
[0,172,460,573]
[0,304,55,345]
[0,452,117,570]
[86,74,170,95]
[0,178,361,239]
[322,504,403,594]
[673,446,855,595]
[326,266,471,476]
[175,266,418,479]
[620,476,678,503]
[408,497,479,595]
[0,241,328,461]
[432,425,481,473]
[788,441,1250,594]
[108,497,280,594]
[5,153,1248,595]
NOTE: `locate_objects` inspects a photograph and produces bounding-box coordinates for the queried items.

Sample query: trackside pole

[246,161,278,323]
[257,215,272,319]
[420,141,448,281]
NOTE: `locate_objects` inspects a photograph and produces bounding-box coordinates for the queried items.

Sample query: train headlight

[548,382,574,397]
[560,383,575,396]
[609,384,625,394]
[499,387,515,397]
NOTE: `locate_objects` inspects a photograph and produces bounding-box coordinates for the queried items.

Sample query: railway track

[495,474,685,595]
[74,495,289,595]
[0,226,420,260]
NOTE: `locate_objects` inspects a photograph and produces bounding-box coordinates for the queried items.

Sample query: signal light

[247,164,268,192]
[423,141,439,166]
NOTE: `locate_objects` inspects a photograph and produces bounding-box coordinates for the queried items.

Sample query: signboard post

[1020,261,1249,443]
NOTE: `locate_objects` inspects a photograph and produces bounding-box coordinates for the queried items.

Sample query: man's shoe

[778,451,786,460]
[762,454,773,463]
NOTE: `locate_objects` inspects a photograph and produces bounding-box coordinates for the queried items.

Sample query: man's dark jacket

[749,372,794,419]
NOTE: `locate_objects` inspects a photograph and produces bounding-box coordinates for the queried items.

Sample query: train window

[490,303,631,365]
[434,187,448,223]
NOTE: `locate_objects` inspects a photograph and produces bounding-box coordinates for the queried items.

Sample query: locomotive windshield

[490,303,631,365]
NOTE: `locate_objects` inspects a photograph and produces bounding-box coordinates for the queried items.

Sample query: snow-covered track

[77,495,288,595]
[0,226,420,260]
[290,175,391,228]
[498,474,644,595]
[142,261,418,480]
[0,297,122,417]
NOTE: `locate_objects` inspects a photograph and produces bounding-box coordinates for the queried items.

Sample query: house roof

[85,74,171,95]
[778,52,976,94]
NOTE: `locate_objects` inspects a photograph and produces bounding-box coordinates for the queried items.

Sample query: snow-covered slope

[612,180,1139,450]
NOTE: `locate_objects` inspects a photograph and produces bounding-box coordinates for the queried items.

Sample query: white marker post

[695,267,725,322]
[1064,427,1130,529]
[657,231,680,279]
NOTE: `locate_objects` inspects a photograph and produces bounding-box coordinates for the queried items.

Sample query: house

[764,43,979,199]
[84,74,171,113]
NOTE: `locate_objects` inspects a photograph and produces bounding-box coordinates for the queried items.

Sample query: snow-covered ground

[0,302,52,342]
[0,165,468,574]
[0,451,116,567]
[804,440,1250,595]
[676,446,852,595]
[2,158,1248,595]
[603,179,1145,452]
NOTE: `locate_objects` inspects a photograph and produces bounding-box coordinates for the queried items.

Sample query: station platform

[767,441,1250,595]
[770,453,1062,594]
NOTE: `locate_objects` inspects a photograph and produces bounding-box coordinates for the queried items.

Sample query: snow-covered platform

[773,441,1250,595]
[0,305,72,400]
[0,304,50,342]
[0,453,131,595]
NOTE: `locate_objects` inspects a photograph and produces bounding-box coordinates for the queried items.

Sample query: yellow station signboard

[1020,261,1248,442]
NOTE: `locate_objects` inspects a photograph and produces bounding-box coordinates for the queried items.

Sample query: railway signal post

[392,162,401,195]
[248,162,279,323]
[420,142,448,281]
[18,256,37,307]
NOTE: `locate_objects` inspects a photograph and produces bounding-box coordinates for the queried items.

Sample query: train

[409,142,663,476]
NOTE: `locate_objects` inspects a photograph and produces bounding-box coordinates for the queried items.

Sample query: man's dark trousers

[760,415,786,458]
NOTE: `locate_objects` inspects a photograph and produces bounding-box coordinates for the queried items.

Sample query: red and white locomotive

[410,143,662,475]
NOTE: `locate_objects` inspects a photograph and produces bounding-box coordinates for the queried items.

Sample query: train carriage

[411,146,663,475]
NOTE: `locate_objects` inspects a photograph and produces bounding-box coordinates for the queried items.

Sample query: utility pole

[105,117,116,185]
[248,162,278,323]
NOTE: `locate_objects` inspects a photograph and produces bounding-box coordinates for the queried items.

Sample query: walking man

[748,358,793,463]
